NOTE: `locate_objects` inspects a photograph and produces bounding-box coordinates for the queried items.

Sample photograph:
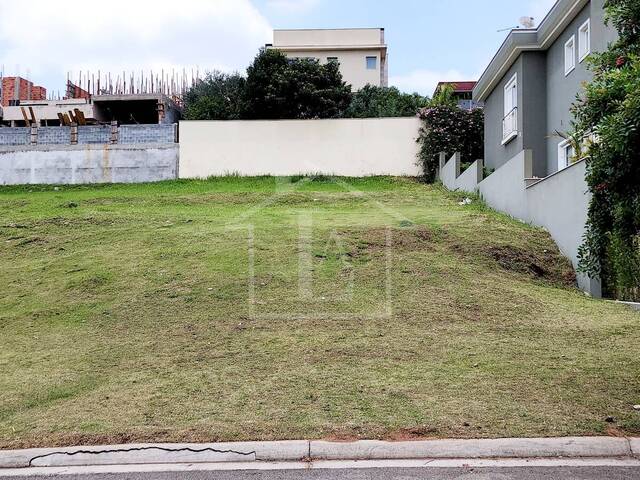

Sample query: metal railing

[502,107,518,141]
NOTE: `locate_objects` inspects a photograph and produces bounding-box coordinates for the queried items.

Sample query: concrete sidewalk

[1,437,638,469]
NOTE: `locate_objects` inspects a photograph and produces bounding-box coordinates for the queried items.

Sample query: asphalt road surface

[4,466,640,480]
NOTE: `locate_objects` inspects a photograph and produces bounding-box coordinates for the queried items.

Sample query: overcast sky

[0,0,557,97]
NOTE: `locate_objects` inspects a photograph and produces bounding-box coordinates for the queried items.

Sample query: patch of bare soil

[486,244,576,287]
[385,426,438,441]
[451,242,576,288]
[341,226,435,259]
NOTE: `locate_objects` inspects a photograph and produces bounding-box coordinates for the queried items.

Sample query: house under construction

[0,70,194,127]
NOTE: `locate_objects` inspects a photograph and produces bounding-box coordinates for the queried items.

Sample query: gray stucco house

[474,0,618,178]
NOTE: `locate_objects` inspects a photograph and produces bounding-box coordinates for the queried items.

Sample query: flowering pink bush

[417,106,484,182]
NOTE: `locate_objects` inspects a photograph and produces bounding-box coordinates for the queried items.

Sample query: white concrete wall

[0,145,178,185]
[179,118,421,178]
[457,160,484,193]
[478,150,532,222]
[439,152,483,194]
[526,160,600,294]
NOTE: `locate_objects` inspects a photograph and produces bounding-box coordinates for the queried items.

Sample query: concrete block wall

[78,125,111,144]
[37,127,71,145]
[0,128,29,146]
[120,124,176,144]
[0,124,177,146]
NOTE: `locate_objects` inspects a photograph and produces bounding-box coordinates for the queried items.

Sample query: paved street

[3,465,640,480]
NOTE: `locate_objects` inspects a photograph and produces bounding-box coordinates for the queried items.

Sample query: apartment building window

[366,56,377,70]
[579,19,591,62]
[565,35,576,75]
[502,73,518,144]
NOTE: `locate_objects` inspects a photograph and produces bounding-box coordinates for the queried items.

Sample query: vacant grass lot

[0,176,639,448]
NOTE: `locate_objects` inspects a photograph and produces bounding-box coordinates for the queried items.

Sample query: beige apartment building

[268,28,388,90]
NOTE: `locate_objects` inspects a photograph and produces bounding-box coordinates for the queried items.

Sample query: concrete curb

[630,438,640,456]
[0,441,309,468]
[310,437,631,460]
[0,437,636,469]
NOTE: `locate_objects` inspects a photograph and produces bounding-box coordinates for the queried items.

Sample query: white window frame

[502,73,518,145]
[578,19,591,62]
[557,139,575,170]
[565,35,576,75]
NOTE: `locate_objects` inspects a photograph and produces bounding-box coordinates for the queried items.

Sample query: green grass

[0,176,639,448]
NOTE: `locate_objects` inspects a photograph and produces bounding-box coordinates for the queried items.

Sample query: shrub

[243,49,352,120]
[183,71,246,120]
[573,0,640,300]
[416,106,484,183]
[344,85,429,118]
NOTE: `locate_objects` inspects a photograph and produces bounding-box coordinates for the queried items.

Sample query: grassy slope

[0,177,638,448]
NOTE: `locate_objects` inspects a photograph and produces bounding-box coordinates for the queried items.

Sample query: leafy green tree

[429,83,459,108]
[344,85,429,118]
[243,48,352,119]
[183,71,246,120]
[574,0,640,300]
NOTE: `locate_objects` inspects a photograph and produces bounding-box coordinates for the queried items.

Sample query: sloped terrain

[0,177,638,448]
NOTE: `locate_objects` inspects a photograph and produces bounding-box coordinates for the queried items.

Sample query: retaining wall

[179,117,422,178]
[0,144,178,185]
[439,150,600,296]
[439,152,484,195]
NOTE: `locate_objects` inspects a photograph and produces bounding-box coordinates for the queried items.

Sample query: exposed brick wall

[66,82,91,100]
[31,86,47,101]
[1,77,47,106]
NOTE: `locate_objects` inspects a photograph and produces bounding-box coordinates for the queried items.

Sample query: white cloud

[0,0,272,91]
[266,0,320,14]
[390,69,472,97]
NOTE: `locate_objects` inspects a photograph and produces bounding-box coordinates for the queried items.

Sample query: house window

[327,57,338,63]
[502,73,518,144]
[557,139,576,170]
[579,19,591,62]
[565,35,576,75]
[366,56,377,70]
